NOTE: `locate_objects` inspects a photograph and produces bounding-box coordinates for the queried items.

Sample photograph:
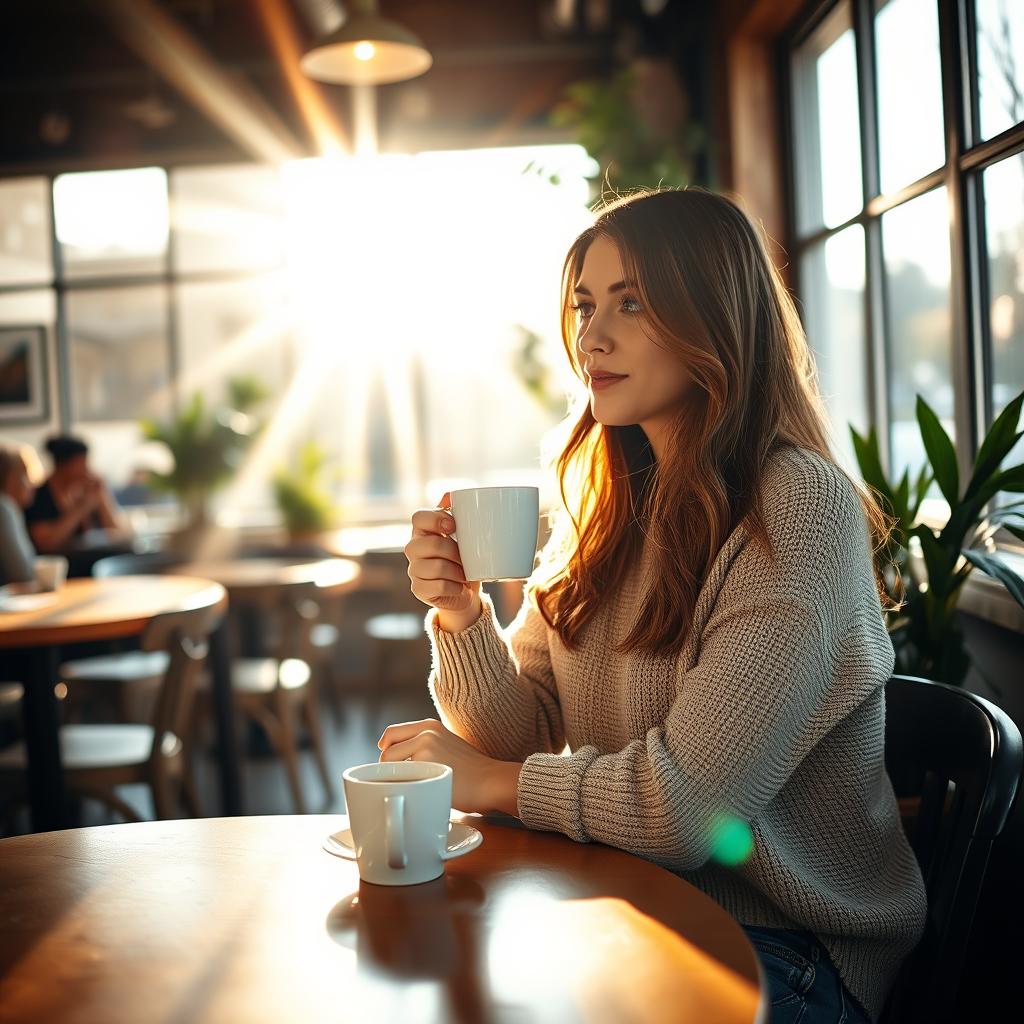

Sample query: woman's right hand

[405,493,482,633]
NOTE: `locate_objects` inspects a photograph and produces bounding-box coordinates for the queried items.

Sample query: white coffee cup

[449,486,540,582]
[34,556,68,592]
[342,761,475,886]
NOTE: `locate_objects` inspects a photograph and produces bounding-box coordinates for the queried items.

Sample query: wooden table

[168,558,362,816]
[0,576,227,832]
[0,815,765,1024]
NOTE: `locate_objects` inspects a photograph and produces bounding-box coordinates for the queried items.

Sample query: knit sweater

[426,445,927,1022]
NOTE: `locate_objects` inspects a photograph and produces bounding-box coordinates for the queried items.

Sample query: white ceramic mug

[34,556,68,592]
[342,761,475,886]
[449,485,540,582]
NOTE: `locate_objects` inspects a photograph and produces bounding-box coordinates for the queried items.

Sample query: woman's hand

[378,718,522,816]
[405,492,482,632]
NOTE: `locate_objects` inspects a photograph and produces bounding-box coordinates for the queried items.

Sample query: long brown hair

[534,187,890,654]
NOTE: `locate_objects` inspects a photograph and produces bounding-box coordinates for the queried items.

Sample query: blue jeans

[744,927,872,1024]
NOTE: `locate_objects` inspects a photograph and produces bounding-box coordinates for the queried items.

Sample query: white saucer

[0,591,58,613]
[322,822,483,861]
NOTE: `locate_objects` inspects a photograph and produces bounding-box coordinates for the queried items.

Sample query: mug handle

[384,794,407,869]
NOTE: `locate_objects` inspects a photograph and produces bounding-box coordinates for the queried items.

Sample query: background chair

[881,674,1023,1024]
[57,552,188,723]
[0,598,224,822]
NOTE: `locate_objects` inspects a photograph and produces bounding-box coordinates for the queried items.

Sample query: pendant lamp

[299,0,432,85]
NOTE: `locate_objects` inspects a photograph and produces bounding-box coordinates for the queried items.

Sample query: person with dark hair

[25,434,126,554]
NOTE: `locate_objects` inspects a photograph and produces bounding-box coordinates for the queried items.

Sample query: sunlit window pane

[175,276,294,407]
[54,168,168,279]
[67,285,171,422]
[791,2,863,233]
[171,164,285,274]
[280,145,594,509]
[800,225,868,468]
[882,187,953,478]
[983,156,1024,471]
[0,178,52,285]
[976,0,1024,141]
[875,0,945,194]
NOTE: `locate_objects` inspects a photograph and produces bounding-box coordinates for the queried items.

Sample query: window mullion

[939,0,979,474]
[853,0,890,472]
[47,173,70,431]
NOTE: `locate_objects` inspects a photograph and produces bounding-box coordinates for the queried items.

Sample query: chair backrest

[139,592,227,761]
[882,674,1023,1024]
[92,551,185,577]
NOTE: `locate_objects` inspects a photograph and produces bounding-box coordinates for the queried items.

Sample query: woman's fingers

[411,507,456,538]
[378,719,442,751]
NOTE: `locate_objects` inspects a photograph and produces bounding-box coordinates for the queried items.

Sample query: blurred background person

[0,444,40,586]
[25,435,129,555]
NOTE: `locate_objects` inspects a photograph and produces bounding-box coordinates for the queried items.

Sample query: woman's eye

[620,296,642,314]
[571,302,595,320]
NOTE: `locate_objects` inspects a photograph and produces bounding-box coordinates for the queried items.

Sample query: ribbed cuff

[426,594,508,707]
[517,747,600,843]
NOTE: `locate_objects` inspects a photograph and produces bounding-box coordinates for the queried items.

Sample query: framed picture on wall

[0,325,49,424]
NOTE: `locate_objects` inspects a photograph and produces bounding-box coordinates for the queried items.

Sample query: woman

[0,445,37,585]
[25,435,125,554]
[381,188,927,1023]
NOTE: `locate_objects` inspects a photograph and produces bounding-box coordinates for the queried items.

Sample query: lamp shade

[300,9,432,85]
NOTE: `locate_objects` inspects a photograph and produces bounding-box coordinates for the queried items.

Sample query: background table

[0,576,227,832]
[0,814,765,1024]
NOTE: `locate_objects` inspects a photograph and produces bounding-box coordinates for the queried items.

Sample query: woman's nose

[577,317,612,354]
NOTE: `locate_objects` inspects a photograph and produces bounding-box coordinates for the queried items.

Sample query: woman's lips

[589,372,628,391]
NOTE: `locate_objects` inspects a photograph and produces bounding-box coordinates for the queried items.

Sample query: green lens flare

[709,814,754,866]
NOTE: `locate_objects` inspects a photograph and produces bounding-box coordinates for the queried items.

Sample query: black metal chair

[881,674,1023,1024]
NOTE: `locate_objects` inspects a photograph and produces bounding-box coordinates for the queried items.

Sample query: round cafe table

[0,815,765,1024]
[0,576,227,832]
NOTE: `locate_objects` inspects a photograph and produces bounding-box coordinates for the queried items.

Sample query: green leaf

[975,463,1024,506]
[1004,523,1024,544]
[915,524,958,594]
[962,549,1024,609]
[966,390,1024,500]
[916,395,959,504]
[893,469,910,522]
[850,425,896,508]
[911,463,933,518]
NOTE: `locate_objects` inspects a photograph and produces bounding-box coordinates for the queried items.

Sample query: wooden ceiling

[0,0,708,174]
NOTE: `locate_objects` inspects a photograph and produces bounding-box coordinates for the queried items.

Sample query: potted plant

[141,375,268,533]
[851,390,1024,686]
[272,441,339,543]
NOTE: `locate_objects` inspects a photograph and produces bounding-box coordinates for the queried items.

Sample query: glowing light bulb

[353,41,376,61]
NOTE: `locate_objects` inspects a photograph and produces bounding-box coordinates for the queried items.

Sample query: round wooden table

[0,576,227,832]
[0,815,765,1024]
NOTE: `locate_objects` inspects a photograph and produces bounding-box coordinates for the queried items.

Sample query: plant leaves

[850,425,895,508]
[1003,523,1024,544]
[916,395,959,504]
[975,463,1024,506]
[962,549,1024,609]
[915,523,958,594]
[965,390,1024,500]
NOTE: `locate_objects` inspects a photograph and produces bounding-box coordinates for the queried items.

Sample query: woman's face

[573,234,692,455]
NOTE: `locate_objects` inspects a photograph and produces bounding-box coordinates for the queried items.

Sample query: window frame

[781,0,1024,492]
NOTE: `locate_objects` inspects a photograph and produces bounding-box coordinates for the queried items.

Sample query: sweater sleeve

[516,456,896,872]
[427,590,566,761]
[0,497,35,585]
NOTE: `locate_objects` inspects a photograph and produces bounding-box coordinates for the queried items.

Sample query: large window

[0,145,594,518]
[786,0,1024,519]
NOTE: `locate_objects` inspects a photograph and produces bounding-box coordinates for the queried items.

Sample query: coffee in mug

[342,761,477,886]
[449,485,540,582]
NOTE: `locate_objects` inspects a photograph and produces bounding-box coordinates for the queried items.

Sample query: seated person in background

[26,435,128,554]
[0,445,38,585]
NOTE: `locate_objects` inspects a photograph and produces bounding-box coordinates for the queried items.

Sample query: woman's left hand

[378,718,522,816]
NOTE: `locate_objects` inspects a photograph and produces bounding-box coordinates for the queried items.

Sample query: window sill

[957,550,1024,634]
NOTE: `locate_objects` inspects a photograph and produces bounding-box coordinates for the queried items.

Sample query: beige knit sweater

[426,445,927,1021]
